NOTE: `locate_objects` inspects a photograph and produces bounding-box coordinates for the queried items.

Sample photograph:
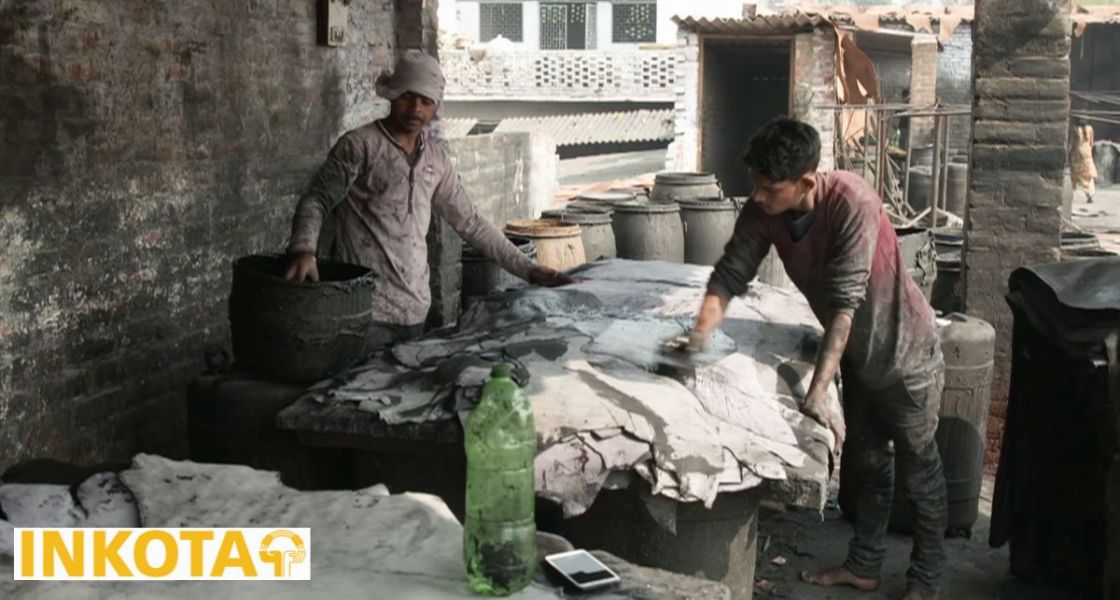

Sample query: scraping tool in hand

[653,334,724,379]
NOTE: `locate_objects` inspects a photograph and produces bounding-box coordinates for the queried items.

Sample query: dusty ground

[753,476,1093,600]
[1071,184,1120,253]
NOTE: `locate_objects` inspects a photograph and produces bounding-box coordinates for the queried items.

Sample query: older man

[285,51,571,345]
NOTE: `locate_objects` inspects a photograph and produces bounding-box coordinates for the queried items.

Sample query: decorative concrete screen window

[612,0,656,44]
[480,2,524,43]
[541,1,596,50]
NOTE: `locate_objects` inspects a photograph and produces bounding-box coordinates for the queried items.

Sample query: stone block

[971,120,1068,146]
[967,206,1023,231]
[969,143,1067,172]
[972,99,1070,122]
[994,56,1072,79]
[974,37,1071,65]
[974,77,1071,101]
[968,173,1063,201]
[973,3,1071,40]
[1024,206,1063,234]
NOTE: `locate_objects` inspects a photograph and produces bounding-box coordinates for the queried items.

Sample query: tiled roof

[672,13,830,35]
[439,117,478,139]
[492,109,675,147]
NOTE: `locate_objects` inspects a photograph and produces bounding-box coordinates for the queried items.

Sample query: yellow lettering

[43,530,83,577]
[93,530,133,577]
[134,530,177,577]
[19,530,35,577]
[211,532,257,577]
[180,531,213,577]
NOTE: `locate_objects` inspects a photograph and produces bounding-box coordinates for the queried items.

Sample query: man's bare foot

[799,567,880,592]
[902,590,939,600]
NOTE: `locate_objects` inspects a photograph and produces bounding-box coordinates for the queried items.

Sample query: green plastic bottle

[464,364,537,596]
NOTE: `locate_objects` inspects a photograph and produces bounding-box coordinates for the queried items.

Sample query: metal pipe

[894,109,972,118]
[903,131,914,216]
[862,109,870,180]
[939,115,951,221]
[930,115,944,229]
[877,112,889,197]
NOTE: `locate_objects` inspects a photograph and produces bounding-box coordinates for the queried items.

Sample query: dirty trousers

[842,366,947,595]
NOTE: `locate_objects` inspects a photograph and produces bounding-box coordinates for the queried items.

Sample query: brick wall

[938,22,974,143]
[0,0,416,473]
[910,35,940,149]
[665,30,700,172]
[966,0,1069,464]
[938,23,974,105]
[792,29,838,171]
[426,131,559,328]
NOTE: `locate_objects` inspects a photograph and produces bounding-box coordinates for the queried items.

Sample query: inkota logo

[15,528,311,581]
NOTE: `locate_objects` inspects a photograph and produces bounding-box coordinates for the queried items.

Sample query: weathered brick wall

[396,0,439,56]
[939,22,974,143]
[426,131,559,328]
[938,23,974,105]
[909,36,939,149]
[665,30,700,172]
[0,0,412,473]
[793,29,838,171]
[966,0,1069,464]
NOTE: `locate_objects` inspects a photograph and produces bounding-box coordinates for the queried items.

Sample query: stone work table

[0,455,729,599]
[275,260,839,600]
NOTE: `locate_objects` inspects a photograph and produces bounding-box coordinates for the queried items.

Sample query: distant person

[678,118,946,600]
[285,51,573,346]
[1069,118,1097,203]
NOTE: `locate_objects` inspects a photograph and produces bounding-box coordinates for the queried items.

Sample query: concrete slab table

[0,455,730,599]
[276,259,839,600]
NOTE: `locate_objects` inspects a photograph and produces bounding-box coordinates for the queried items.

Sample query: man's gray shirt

[289,122,536,326]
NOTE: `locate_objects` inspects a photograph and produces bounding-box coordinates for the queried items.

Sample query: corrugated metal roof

[672,13,830,35]
[492,110,675,147]
[439,118,478,139]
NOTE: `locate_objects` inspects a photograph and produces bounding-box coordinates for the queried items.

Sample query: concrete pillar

[437,0,459,37]
[909,35,939,149]
[458,1,481,43]
[524,1,541,49]
[666,30,700,172]
[597,1,613,49]
[965,0,1070,454]
[792,30,837,171]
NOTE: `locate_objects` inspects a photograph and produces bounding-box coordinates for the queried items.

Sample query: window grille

[612,1,656,44]
[480,3,523,43]
[540,2,596,50]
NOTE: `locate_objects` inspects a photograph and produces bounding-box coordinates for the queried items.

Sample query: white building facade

[440,0,748,50]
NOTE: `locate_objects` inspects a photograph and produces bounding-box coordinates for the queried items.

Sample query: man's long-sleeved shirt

[709,171,941,389]
[288,121,536,326]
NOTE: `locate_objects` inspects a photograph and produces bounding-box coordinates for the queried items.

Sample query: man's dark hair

[742,118,822,183]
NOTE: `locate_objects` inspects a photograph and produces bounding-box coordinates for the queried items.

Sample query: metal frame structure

[823,103,971,228]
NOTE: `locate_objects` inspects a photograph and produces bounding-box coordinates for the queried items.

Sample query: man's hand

[669,329,710,354]
[528,265,578,287]
[284,252,320,282]
[801,390,845,454]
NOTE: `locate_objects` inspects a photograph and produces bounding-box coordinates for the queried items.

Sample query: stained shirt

[288,121,537,326]
[709,171,942,389]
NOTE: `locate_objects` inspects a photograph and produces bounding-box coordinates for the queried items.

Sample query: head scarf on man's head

[376,50,445,104]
